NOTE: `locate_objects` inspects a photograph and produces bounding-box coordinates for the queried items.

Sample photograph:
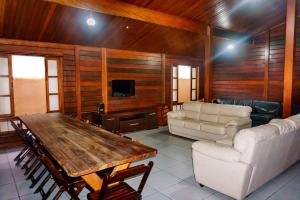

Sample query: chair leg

[35,173,51,194]
[22,153,36,171]
[14,145,29,161]
[24,157,39,175]
[52,187,65,200]
[42,182,57,200]
[16,148,31,166]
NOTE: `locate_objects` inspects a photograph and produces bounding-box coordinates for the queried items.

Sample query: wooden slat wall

[106,49,162,112]
[212,35,266,100]
[77,47,102,113]
[268,24,285,102]
[0,39,77,115]
[294,15,300,109]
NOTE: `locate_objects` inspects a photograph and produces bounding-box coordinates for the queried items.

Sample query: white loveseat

[167,101,252,141]
[192,114,300,200]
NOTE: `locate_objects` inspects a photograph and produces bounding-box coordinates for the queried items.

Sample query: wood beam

[42,0,205,33]
[204,26,212,102]
[283,0,296,118]
[101,48,108,113]
[0,0,5,36]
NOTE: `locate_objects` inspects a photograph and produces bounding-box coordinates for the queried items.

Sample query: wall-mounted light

[87,17,96,26]
[226,44,235,51]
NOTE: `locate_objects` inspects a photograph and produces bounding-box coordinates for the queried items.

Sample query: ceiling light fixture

[227,44,235,51]
[87,17,96,26]
[126,25,129,29]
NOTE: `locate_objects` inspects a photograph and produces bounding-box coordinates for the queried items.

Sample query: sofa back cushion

[234,120,300,194]
[183,101,202,120]
[269,119,296,134]
[218,104,252,124]
[199,103,219,122]
[287,114,300,129]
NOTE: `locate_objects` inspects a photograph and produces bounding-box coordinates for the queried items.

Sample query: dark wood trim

[8,55,14,117]
[263,30,270,100]
[43,0,205,33]
[161,54,166,104]
[101,48,108,113]
[0,0,5,36]
[283,0,296,117]
[75,46,81,118]
[204,26,212,102]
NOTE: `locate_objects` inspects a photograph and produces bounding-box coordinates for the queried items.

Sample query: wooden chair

[88,161,153,200]
[37,150,88,200]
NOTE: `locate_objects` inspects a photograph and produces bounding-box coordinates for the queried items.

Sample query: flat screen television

[112,80,135,97]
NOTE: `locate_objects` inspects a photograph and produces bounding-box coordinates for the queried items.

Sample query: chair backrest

[98,161,153,199]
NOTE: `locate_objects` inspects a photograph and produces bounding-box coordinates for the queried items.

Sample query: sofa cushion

[201,122,226,135]
[234,124,280,153]
[218,115,238,124]
[183,101,202,112]
[184,119,201,130]
[168,117,185,127]
[185,110,200,120]
[251,113,274,122]
[219,104,252,118]
[287,114,300,129]
[269,119,296,134]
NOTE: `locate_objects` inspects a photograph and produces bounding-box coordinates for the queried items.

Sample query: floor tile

[163,162,194,179]
[161,180,214,200]
[270,185,300,200]
[147,170,182,191]
[0,183,19,200]
[144,192,172,200]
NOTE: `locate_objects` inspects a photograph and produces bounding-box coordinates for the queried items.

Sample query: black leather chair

[214,98,282,126]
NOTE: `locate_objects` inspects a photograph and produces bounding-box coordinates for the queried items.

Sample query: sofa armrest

[167,110,186,118]
[225,118,252,128]
[192,141,241,162]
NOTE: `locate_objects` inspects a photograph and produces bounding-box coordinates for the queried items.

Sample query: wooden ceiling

[0,0,288,57]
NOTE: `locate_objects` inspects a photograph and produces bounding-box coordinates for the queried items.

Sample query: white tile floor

[1,127,300,200]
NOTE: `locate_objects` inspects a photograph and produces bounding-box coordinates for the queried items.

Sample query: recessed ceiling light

[87,17,96,26]
[227,44,235,50]
[126,25,129,29]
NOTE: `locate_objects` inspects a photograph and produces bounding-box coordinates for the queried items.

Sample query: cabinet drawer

[120,118,145,133]
[102,116,117,132]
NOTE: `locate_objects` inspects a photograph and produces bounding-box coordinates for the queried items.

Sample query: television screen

[112,80,135,97]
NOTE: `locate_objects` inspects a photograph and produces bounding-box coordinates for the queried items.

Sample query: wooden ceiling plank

[38,3,57,40]
[0,0,6,36]
[42,0,205,33]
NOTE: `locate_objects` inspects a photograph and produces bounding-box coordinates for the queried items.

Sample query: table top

[18,113,157,177]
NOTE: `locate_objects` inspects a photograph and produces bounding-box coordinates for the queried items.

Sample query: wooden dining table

[18,113,157,191]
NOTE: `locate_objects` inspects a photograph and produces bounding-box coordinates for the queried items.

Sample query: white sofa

[192,114,300,200]
[167,101,252,141]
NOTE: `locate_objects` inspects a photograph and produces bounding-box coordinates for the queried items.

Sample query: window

[45,58,62,112]
[0,56,13,117]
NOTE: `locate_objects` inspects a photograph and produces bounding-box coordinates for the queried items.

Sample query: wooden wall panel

[77,47,102,114]
[268,24,285,102]
[212,35,266,100]
[106,49,162,112]
[294,15,300,111]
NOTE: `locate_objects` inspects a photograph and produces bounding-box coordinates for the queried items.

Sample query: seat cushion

[251,113,274,122]
[168,117,185,127]
[184,119,201,130]
[201,122,226,135]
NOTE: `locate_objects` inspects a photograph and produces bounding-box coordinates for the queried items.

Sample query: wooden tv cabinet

[102,109,158,133]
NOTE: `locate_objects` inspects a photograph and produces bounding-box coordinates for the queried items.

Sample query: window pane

[192,90,196,100]
[0,97,11,115]
[172,90,177,101]
[192,79,196,89]
[192,68,197,78]
[0,57,8,75]
[48,77,58,94]
[0,77,10,95]
[178,65,191,79]
[49,95,59,111]
[172,105,177,111]
[47,60,58,76]
[172,67,177,78]
[172,79,177,89]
